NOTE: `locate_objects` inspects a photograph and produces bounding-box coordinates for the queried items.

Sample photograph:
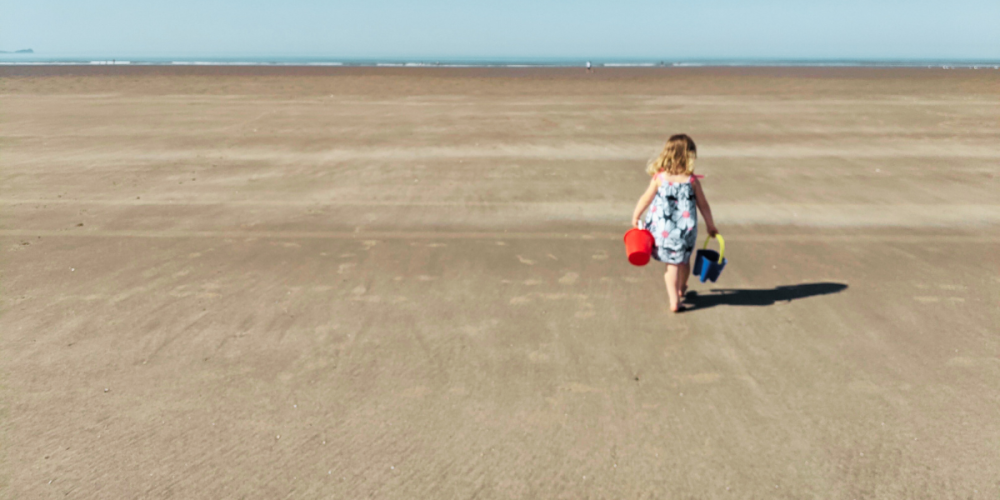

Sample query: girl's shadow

[685,282,847,310]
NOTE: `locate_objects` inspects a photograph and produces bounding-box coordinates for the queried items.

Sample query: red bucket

[623,228,654,266]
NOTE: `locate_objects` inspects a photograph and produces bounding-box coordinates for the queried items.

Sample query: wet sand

[2,66,999,498]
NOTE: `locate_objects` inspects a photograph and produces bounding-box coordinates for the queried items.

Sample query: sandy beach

[1,66,998,498]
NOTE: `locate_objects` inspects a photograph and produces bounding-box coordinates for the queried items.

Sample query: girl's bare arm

[631,177,659,228]
[692,177,718,236]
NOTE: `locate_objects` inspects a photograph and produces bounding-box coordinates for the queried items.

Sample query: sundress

[643,173,698,264]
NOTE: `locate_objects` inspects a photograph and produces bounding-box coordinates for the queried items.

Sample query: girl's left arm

[692,177,719,237]
[631,178,658,228]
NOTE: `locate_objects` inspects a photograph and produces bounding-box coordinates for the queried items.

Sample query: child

[631,134,718,312]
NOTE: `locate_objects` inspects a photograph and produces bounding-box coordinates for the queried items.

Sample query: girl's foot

[671,304,688,313]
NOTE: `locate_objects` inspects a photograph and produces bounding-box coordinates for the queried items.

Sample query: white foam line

[0,62,80,65]
[2,61,997,69]
[169,61,266,66]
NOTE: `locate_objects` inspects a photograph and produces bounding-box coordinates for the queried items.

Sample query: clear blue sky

[2,0,998,60]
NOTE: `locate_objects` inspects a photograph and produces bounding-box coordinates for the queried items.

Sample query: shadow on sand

[685,282,848,311]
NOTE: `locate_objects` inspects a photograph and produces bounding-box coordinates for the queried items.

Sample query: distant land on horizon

[0,49,34,54]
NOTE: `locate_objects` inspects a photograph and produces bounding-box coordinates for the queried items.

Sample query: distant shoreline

[1,56,999,70]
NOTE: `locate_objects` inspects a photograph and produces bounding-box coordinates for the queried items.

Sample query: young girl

[631,134,718,312]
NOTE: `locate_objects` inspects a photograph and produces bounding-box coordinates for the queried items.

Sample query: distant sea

[1,54,998,69]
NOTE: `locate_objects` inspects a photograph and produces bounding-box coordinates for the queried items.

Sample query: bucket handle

[701,234,725,263]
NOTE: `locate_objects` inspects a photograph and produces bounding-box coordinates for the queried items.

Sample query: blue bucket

[692,234,727,283]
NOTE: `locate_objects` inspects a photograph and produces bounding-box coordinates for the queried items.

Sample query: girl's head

[646,134,697,176]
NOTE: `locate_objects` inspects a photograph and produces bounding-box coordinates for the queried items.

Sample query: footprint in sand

[350,284,381,303]
[558,272,579,285]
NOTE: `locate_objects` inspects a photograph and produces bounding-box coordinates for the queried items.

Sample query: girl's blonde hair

[646,134,697,176]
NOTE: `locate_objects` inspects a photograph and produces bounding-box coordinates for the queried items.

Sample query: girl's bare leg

[678,261,691,300]
[664,264,681,312]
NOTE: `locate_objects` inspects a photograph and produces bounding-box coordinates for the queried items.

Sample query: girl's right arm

[631,177,659,228]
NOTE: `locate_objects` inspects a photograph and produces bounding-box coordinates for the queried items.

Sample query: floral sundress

[643,173,698,264]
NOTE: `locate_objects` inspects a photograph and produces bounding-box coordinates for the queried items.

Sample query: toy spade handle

[702,234,725,263]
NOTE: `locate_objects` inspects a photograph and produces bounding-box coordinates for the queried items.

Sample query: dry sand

[1,66,998,498]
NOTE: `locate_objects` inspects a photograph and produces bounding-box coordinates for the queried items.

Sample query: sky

[1,0,998,61]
